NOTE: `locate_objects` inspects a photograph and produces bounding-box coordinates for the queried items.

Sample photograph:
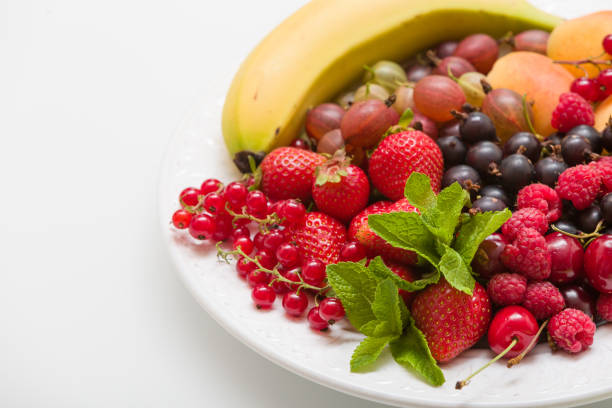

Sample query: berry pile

[171,27,612,388]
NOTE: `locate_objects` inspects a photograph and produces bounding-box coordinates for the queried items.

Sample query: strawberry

[261,147,325,202]
[411,280,491,362]
[368,130,443,201]
[383,259,419,306]
[287,212,347,265]
[312,150,370,223]
[348,199,418,264]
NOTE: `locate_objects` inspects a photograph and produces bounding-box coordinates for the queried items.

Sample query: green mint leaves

[369,173,511,295]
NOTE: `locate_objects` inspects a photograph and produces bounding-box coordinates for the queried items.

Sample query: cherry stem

[551,220,604,242]
[553,59,612,69]
[456,338,518,390]
[507,320,549,368]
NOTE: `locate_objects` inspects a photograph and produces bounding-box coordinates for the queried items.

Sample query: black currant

[471,196,507,213]
[602,124,612,152]
[601,193,612,224]
[567,125,602,154]
[578,205,603,233]
[496,153,534,193]
[503,132,542,163]
[552,219,581,235]
[535,156,568,188]
[437,136,467,168]
[466,141,502,180]
[479,185,512,206]
[459,112,497,144]
[439,120,461,138]
[561,134,592,166]
[441,165,481,199]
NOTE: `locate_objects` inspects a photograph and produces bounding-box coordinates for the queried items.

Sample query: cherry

[584,235,612,294]
[546,232,584,285]
[224,182,248,208]
[245,190,268,217]
[276,243,301,268]
[278,199,306,224]
[172,209,193,229]
[471,233,509,279]
[188,213,215,240]
[307,307,329,331]
[200,178,223,195]
[179,187,200,207]
[203,192,228,216]
[236,256,257,278]
[301,259,326,287]
[570,77,601,102]
[231,226,250,241]
[282,291,309,316]
[255,249,276,270]
[246,269,271,287]
[339,241,367,262]
[251,284,276,309]
[319,297,345,324]
[603,34,612,55]
[560,284,597,320]
[262,230,286,252]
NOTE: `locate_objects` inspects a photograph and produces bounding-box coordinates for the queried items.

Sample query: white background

[0,0,609,407]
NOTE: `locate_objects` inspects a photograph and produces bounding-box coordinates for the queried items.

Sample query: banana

[222,0,561,156]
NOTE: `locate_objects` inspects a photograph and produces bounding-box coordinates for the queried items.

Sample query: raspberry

[555,165,601,210]
[590,157,612,195]
[501,228,551,280]
[550,92,595,132]
[501,208,548,240]
[516,184,562,223]
[522,281,565,320]
[548,308,596,353]
[596,293,612,321]
[486,273,527,306]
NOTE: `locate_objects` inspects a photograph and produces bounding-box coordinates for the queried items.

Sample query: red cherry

[307,306,329,331]
[301,259,326,287]
[282,291,309,316]
[471,233,509,279]
[570,77,601,102]
[339,241,367,262]
[319,297,345,323]
[188,214,215,240]
[584,235,612,294]
[179,187,200,207]
[251,284,275,309]
[603,34,612,55]
[276,243,301,268]
[172,209,192,229]
[546,232,584,285]
[200,178,223,195]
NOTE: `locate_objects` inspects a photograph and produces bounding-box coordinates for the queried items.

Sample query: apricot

[595,94,612,132]
[547,11,612,78]
[486,51,574,136]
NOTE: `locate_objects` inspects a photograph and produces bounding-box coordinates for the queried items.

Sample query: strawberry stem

[455,337,518,390]
[507,320,548,368]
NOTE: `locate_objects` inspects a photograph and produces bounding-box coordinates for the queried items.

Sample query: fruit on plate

[222,0,560,155]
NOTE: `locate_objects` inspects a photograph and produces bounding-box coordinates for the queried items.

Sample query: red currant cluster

[566,34,612,102]
[171,178,347,331]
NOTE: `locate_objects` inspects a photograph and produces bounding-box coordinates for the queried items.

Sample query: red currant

[246,190,268,216]
[204,192,227,215]
[224,182,248,208]
[281,267,301,290]
[200,178,223,195]
[233,236,254,255]
[597,69,612,96]
[179,187,200,207]
[570,77,601,102]
[255,249,277,269]
[279,199,306,224]
[276,243,301,268]
[253,232,266,250]
[290,138,310,150]
[247,269,271,287]
[231,226,250,241]
[188,213,215,240]
[487,305,539,359]
[282,291,309,316]
[236,256,257,278]
[271,278,290,294]
[319,297,345,323]
[252,284,275,309]
[301,259,326,287]
[339,241,367,262]
[211,215,232,241]
[263,230,286,252]
[172,209,192,229]
[603,34,612,55]
[307,306,329,331]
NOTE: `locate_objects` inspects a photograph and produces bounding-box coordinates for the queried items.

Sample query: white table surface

[0,0,609,407]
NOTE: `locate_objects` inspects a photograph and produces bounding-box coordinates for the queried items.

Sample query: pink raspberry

[501,228,552,280]
[555,165,601,210]
[501,208,548,240]
[487,273,527,306]
[550,92,595,132]
[548,308,596,353]
[596,293,612,321]
[522,281,565,320]
[516,184,562,223]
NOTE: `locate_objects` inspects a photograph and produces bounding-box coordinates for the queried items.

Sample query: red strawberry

[312,150,370,223]
[368,130,443,201]
[261,147,325,202]
[383,259,419,306]
[411,280,491,362]
[287,212,347,265]
[348,199,419,264]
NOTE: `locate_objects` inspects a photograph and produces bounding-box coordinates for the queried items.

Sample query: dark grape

[561,134,592,166]
[405,64,432,83]
[441,165,481,199]
[435,40,458,58]
[436,136,467,168]
[602,125,612,152]
[567,125,602,154]
[459,112,497,144]
[602,193,612,224]
[466,141,502,180]
[472,196,507,212]
[498,153,534,192]
[552,219,581,235]
[535,156,567,188]
[503,132,542,163]
[479,185,511,206]
[578,205,603,233]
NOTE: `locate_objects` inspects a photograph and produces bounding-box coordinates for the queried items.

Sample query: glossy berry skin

[301,259,326,287]
[503,132,542,163]
[172,209,192,229]
[436,136,467,168]
[487,306,539,359]
[188,214,215,240]
[567,125,602,154]
[307,307,329,331]
[411,280,491,362]
[466,141,503,180]
[599,69,612,97]
[282,291,309,316]
[319,297,346,323]
[561,135,592,166]
[369,130,444,200]
[498,154,535,193]
[203,193,228,216]
[459,112,497,144]
[535,157,567,188]
[471,196,507,212]
[245,190,268,217]
[560,285,597,320]
[546,232,584,285]
[552,219,581,235]
[236,256,257,278]
[339,241,367,262]
[305,103,345,141]
[246,270,271,287]
[602,194,612,224]
[288,212,347,265]
[453,33,499,73]
[603,34,612,57]
[255,249,277,270]
[278,199,306,224]
[211,216,233,241]
[276,243,301,268]
[432,56,476,77]
[262,230,286,252]
[570,77,601,102]
[179,187,200,207]
[233,236,254,255]
[261,147,325,202]
[312,164,370,223]
[479,185,511,206]
[471,233,509,279]
[435,40,458,58]
[596,293,612,321]
[584,235,612,294]
[231,226,250,241]
[224,182,248,210]
[200,178,223,195]
[251,284,276,309]
[441,165,481,200]
[578,205,603,233]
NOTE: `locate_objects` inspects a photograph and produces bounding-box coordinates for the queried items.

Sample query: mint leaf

[404,172,436,212]
[326,262,377,330]
[351,335,396,372]
[368,212,439,266]
[368,257,440,293]
[425,182,470,245]
[359,319,396,337]
[371,279,403,336]
[438,244,475,295]
[454,209,512,265]
[390,317,445,386]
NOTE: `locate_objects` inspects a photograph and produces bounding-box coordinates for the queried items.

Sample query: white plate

[159,1,612,407]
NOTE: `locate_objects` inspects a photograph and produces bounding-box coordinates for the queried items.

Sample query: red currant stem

[507,320,548,368]
[455,338,519,390]
[551,220,603,242]
[553,59,612,70]
[224,203,281,231]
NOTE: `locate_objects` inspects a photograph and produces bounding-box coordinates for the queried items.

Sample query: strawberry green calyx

[314,149,350,186]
